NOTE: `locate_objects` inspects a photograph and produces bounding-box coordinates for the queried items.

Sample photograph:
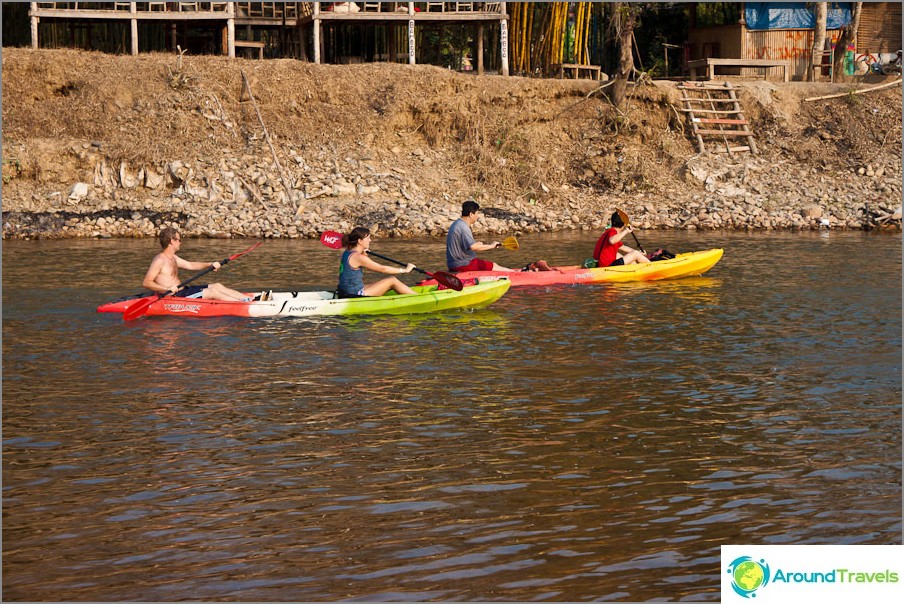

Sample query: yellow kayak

[419,249,724,287]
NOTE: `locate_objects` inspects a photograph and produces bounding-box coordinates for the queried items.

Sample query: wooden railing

[235,2,300,18]
[34,2,502,16]
[305,2,503,14]
[35,2,231,12]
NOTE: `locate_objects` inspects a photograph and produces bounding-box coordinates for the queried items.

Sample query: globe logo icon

[727,556,770,598]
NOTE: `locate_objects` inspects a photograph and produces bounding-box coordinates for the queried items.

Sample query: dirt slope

[2,48,901,238]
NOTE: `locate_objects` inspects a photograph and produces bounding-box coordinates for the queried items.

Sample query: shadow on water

[2,231,901,601]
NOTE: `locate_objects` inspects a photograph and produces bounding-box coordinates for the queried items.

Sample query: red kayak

[97,280,511,318]
[418,249,723,287]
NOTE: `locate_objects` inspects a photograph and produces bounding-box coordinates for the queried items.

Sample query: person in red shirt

[593,211,651,267]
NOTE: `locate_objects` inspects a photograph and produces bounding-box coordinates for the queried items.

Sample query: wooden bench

[553,63,602,80]
[688,58,790,82]
[235,40,265,60]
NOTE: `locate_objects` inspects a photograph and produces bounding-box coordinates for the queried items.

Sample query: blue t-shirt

[446,218,476,270]
[337,250,365,295]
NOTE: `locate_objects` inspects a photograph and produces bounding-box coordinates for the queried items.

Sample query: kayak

[419,249,723,287]
[97,278,511,318]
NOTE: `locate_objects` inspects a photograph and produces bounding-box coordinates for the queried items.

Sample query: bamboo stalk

[574,2,582,64]
[803,78,902,101]
[524,2,534,73]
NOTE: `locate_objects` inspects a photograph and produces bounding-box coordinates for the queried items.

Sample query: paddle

[497,235,519,251]
[616,209,646,254]
[123,241,262,321]
[319,231,463,291]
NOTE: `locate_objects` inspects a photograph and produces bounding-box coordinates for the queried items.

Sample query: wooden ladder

[678,81,757,155]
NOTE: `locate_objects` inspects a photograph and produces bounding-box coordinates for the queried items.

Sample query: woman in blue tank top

[337,227,417,298]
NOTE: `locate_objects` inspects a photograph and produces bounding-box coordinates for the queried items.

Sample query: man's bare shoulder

[148,251,167,265]
[148,251,177,269]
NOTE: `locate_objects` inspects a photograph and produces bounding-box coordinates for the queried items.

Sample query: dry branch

[240,69,297,210]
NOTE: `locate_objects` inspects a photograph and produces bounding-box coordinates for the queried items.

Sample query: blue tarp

[745,3,852,30]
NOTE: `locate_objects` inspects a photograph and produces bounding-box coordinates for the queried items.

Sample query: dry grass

[2,48,693,205]
[5,47,897,208]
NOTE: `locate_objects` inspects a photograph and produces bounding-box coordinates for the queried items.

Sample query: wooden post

[226,1,235,58]
[499,13,509,75]
[388,22,396,63]
[477,22,484,74]
[313,2,321,64]
[130,2,138,56]
[30,3,39,49]
[299,23,309,61]
[408,18,415,65]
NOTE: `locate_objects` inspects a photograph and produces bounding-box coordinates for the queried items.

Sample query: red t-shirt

[593,227,622,267]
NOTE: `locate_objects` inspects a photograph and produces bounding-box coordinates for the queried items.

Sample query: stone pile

[2,140,901,240]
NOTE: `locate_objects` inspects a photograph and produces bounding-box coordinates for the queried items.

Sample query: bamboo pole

[527,2,533,71]
[520,2,528,73]
[574,1,584,64]
[803,78,902,101]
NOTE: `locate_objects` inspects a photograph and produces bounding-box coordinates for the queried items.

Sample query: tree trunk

[831,2,862,79]
[610,2,638,108]
[809,2,827,81]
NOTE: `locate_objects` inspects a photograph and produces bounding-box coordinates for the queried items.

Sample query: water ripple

[3,232,900,601]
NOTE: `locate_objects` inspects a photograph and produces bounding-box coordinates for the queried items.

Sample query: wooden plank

[680,97,739,103]
[311,12,505,22]
[687,58,789,82]
[695,118,749,125]
[552,63,602,80]
[694,129,753,136]
[678,108,741,114]
[713,146,752,153]
[689,58,788,68]
[703,89,732,155]
[678,84,739,91]
[235,40,264,59]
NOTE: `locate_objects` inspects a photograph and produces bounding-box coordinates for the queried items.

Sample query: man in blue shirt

[446,200,514,273]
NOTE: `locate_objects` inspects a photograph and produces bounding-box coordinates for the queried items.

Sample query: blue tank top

[338,250,365,295]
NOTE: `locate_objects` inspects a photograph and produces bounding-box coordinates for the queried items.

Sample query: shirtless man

[142,227,252,301]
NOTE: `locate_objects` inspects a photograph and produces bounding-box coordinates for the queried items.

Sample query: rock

[683,163,710,185]
[67,182,90,204]
[801,204,823,219]
[144,167,164,190]
[119,161,142,189]
[332,182,356,196]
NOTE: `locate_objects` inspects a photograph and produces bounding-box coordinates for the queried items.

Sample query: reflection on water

[2,231,901,601]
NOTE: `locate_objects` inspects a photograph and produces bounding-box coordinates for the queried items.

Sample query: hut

[686,2,902,81]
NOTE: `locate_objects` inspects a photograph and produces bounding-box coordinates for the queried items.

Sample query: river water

[2,230,901,601]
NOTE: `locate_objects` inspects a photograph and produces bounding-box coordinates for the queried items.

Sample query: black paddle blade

[432,271,464,291]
